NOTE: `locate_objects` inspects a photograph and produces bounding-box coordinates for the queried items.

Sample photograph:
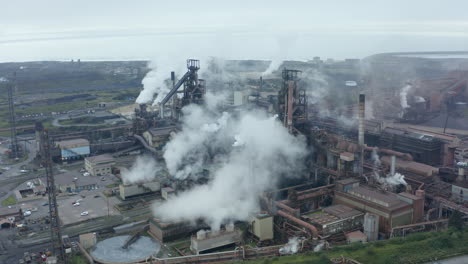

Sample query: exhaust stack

[359,93,365,146]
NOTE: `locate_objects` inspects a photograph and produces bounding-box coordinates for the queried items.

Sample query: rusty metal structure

[160,59,206,119]
[38,125,65,263]
[278,69,307,134]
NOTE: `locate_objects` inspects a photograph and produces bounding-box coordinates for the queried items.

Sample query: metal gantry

[39,127,65,263]
[278,69,307,134]
[160,59,205,119]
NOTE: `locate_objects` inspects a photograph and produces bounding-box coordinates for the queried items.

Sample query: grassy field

[68,254,88,264]
[1,194,17,206]
[240,228,468,264]
[0,88,139,129]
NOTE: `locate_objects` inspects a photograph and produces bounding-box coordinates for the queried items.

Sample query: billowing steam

[121,155,161,184]
[414,96,426,103]
[154,102,308,230]
[279,237,300,255]
[136,57,186,105]
[371,149,407,186]
[400,84,412,109]
[262,60,283,76]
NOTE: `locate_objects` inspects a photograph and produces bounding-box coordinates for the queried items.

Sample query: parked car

[72,202,80,207]
[80,211,89,216]
[23,211,32,217]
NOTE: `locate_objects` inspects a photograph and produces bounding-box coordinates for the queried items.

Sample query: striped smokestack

[359,93,365,146]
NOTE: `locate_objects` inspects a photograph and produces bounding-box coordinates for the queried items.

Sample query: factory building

[56,138,90,161]
[85,154,115,176]
[250,213,274,241]
[190,227,242,254]
[119,182,161,200]
[334,181,424,235]
[149,218,204,242]
[380,156,439,176]
[0,207,23,223]
[380,127,442,166]
[143,126,176,149]
[303,204,364,236]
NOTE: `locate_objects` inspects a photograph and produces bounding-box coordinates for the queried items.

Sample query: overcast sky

[1,0,468,62]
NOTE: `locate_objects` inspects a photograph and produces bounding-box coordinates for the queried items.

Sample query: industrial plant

[0,52,468,264]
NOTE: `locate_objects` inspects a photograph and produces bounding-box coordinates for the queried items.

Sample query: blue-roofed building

[56,138,90,161]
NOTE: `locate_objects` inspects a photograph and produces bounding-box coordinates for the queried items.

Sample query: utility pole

[39,126,65,263]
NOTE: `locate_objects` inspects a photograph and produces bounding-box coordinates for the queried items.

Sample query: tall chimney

[390,155,396,176]
[359,93,365,146]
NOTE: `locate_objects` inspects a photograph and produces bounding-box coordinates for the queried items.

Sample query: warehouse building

[143,126,176,149]
[190,227,242,254]
[85,154,115,176]
[56,138,90,161]
[149,218,204,242]
[303,204,364,236]
[119,182,161,200]
[334,181,424,235]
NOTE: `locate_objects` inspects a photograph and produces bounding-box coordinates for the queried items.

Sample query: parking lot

[58,190,120,225]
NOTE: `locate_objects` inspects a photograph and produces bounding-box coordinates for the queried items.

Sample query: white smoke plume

[162,94,231,180]
[136,56,187,105]
[380,172,407,186]
[154,106,307,230]
[279,237,300,255]
[121,155,162,184]
[262,60,283,76]
[414,96,426,103]
[370,149,407,186]
[400,84,412,109]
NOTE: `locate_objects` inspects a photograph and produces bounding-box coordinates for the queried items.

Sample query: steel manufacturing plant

[1,4,468,264]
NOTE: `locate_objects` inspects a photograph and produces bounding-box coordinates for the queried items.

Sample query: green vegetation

[68,254,88,264]
[240,228,468,264]
[1,194,17,206]
[106,183,120,188]
[449,210,464,230]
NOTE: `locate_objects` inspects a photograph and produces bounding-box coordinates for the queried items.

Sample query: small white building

[85,154,115,176]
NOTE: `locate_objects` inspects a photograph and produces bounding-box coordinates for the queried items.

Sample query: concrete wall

[191,230,242,254]
[251,216,273,241]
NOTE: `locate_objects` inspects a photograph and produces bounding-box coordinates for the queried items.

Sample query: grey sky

[1,0,468,61]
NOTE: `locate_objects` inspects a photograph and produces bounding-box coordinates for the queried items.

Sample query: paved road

[426,255,468,264]
[0,139,38,201]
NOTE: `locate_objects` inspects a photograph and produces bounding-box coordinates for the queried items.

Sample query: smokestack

[390,156,396,176]
[359,93,365,146]
[287,81,294,133]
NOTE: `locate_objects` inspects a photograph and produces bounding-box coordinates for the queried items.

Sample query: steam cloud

[154,98,308,230]
[136,56,187,105]
[371,149,407,186]
[121,155,161,184]
[400,84,412,109]
[279,237,300,255]
[262,60,283,76]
